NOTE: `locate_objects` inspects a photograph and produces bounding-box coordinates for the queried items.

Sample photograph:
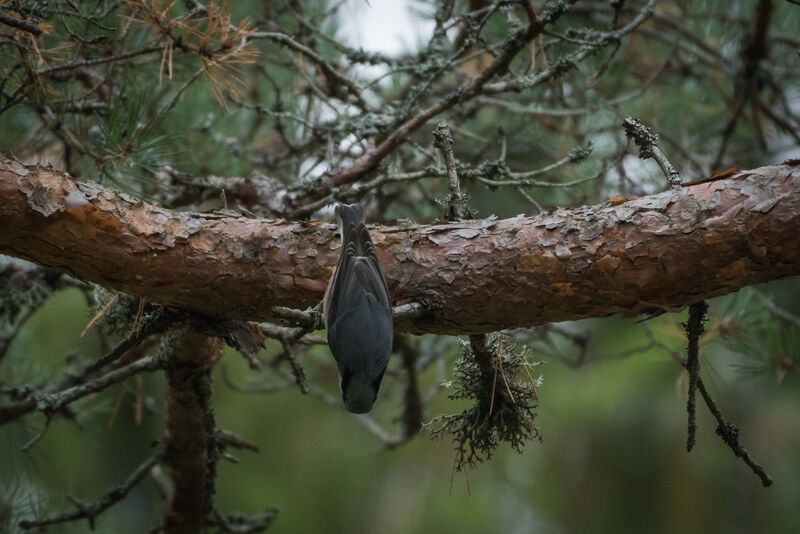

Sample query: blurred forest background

[1,0,799,533]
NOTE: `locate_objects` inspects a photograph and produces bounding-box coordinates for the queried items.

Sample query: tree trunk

[162,328,223,534]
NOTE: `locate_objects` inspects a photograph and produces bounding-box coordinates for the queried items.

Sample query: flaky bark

[1,154,799,334]
[162,329,223,534]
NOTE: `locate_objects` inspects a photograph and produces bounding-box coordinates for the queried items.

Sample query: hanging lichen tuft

[428,333,543,471]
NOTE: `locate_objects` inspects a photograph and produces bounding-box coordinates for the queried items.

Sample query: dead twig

[684,301,708,452]
[623,117,681,189]
[19,450,162,530]
[695,377,774,487]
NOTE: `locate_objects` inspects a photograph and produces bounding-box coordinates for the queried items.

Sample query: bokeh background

[2,281,799,533]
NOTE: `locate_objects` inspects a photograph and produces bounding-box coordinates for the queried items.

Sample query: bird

[323,203,393,413]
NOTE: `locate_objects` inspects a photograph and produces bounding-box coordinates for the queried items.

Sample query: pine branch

[2,156,798,335]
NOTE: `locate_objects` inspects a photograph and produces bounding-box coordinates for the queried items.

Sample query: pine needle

[81,294,118,337]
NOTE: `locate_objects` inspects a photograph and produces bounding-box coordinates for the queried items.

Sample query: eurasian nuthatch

[323,203,393,413]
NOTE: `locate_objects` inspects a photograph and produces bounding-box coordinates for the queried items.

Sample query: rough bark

[1,154,799,334]
[162,328,223,534]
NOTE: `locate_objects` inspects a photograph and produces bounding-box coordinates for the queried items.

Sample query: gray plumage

[323,204,393,413]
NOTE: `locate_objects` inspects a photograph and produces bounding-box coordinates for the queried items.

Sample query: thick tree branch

[1,155,799,335]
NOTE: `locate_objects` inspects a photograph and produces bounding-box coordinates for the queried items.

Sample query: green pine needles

[91,90,173,193]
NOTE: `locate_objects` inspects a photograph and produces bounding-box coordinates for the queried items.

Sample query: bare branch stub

[623,117,682,189]
[433,119,469,221]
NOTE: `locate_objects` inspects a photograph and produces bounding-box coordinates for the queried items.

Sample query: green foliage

[0,427,47,534]
[90,90,173,194]
[709,287,800,380]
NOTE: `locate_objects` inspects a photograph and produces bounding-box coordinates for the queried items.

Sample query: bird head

[339,366,385,414]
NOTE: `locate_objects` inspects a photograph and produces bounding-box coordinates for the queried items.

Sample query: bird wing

[327,258,392,366]
[325,221,390,328]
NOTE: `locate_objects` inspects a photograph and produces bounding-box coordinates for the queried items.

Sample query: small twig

[19,449,162,530]
[69,307,175,387]
[149,464,174,503]
[272,306,321,330]
[249,30,370,110]
[22,414,53,452]
[482,1,655,94]
[207,508,279,533]
[521,361,540,404]
[277,336,309,394]
[269,307,320,394]
[712,91,749,170]
[755,291,800,328]
[463,458,472,496]
[622,117,682,189]
[130,298,146,339]
[433,119,468,221]
[106,381,126,430]
[684,301,708,452]
[516,186,544,213]
[695,377,774,487]
[488,362,498,416]
[260,323,326,345]
[497,338,516,405]
[274,302,427,329]
[215,428,260,453]
[275,366,402,446]
[392,302,426,322]
[0,353,164,426]
[449,449,459,496]
[36,45,164,75]
[162,65,205,114]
